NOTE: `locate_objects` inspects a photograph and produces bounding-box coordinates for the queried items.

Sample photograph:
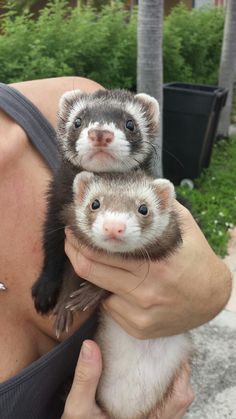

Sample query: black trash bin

[163,82,228,185]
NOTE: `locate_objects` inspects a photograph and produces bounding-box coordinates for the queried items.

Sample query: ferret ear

[134,93,160,123]
[59,89,82,111]
[152,179,176,211]
[73,171,94,202]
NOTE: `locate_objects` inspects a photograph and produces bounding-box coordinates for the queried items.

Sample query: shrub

[0,2,226,88]
[163,5,225,85]
[177,136,236,256]
[0,0,137,89]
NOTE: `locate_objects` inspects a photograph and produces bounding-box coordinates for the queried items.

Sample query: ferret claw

[66,283,110,312]
[53,302,74,337]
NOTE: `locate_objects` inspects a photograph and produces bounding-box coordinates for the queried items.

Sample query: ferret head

[57,89,159,173]
[68,171,181,259]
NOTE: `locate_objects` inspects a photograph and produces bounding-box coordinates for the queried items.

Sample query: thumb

[62,340,102,418]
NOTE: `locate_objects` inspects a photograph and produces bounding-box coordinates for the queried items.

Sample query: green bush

[163,4,225,85]
[0,1,225,88]
[0,0,137,89]
[177,136,236,256]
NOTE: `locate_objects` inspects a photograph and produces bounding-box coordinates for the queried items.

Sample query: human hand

[61,340,107,419]
[62,340,193,419]
[65,202,232,339]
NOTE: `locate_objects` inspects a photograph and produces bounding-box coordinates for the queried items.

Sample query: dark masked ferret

[54,170,192,419]
[32,89,160,314]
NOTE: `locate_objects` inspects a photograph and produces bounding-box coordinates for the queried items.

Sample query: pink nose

[103,220,126,239]
[88,129,114,147]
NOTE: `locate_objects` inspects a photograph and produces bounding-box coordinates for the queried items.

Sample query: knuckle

[135,288,157,309]
[131,312,151,333]
[73,367,92,386]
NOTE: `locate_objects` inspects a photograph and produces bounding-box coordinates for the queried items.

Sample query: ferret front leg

[66,282,110,312]
[32,227,66,314]
[32,173,71,314]
[53,266,109,336]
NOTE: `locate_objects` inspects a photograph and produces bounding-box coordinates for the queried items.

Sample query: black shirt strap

[0,83,60,173]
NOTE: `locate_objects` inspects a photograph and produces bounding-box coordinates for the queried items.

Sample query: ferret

[54,170,192,419]
[32,89,160,314]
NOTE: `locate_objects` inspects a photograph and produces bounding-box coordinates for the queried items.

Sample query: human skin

[64,203,232,339]
[0,76,230,418]
[0,77,103,383]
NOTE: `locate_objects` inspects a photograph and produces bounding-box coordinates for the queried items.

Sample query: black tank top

[0,83,98,419]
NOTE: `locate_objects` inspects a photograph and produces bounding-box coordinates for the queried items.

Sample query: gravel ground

[185,310,236,419]
[185,227,236,418]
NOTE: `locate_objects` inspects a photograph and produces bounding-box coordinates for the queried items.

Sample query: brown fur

[54,171,182,334]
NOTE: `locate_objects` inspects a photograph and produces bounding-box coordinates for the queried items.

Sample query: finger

[64,240,144,294]
[62,340,102,418]
[102,297,159,339]
[103,294,191,339]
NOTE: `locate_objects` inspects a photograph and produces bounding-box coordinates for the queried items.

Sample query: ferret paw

[66,282,109,312]
[32,278,60,314]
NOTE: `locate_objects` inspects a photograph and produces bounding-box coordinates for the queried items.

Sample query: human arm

[64,201,232,339]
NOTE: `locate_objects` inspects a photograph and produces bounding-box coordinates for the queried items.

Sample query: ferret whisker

[125,247,152,295]
[58,115,67,124]
[142,141,159,160]
[162,148,185,168]
[140,248,151,278]
[142,248,152,266]
[131,156,143,167]
[47,224,77,236]
[46,226,67,235]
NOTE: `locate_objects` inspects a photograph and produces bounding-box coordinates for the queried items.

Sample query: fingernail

[80,341,93,361]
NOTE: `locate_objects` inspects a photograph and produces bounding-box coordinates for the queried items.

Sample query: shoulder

[0,109,28,172]
[11,76,104,128]
[0,76,104,171]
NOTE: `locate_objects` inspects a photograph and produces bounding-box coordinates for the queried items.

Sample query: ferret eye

[91,199,100,211]
[138,204,148,216]
[74,118,82,128]
[126,119,135,131]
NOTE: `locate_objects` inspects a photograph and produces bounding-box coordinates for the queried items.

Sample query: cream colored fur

[96,311,191,419]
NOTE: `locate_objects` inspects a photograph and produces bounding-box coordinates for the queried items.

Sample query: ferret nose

[88,129,114,146]
[103,220,126,239]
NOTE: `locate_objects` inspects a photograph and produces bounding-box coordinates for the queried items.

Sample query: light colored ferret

[54,170,192,419]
